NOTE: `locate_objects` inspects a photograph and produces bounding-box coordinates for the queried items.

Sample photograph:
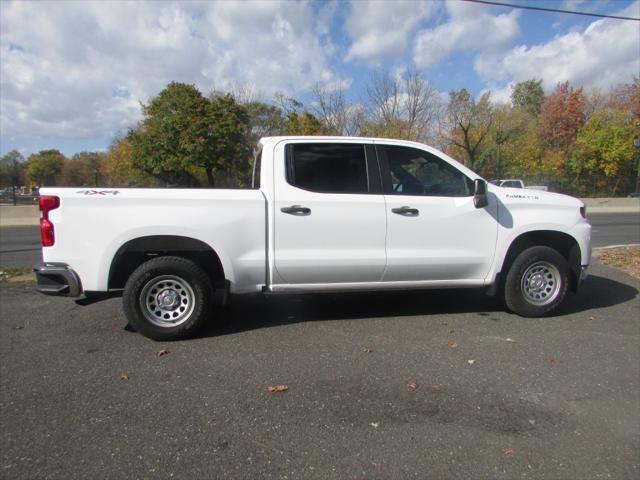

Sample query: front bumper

[33,262,82,297]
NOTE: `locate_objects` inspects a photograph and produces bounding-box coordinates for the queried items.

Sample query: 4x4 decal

[76,190,120,196]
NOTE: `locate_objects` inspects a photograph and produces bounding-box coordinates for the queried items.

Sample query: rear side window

[286,143,369,194]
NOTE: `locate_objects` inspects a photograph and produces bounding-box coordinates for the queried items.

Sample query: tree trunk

[206,167,215,187]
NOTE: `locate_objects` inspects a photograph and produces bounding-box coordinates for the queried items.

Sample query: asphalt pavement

[588,212,640,247]
[0,225,40,267]
[1,261,638,479]
[0,212,638,268]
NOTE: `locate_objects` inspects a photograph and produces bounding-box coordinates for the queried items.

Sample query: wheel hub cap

[521,261,562,306]
[139,275,196,327]
[528,274,546,292]
[157,289,180,310]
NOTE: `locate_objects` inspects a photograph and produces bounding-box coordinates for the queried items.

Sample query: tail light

[39,196,60,247]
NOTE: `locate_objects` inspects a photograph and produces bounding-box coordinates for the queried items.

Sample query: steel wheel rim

[521,261,561,306]
[140,275,195,327]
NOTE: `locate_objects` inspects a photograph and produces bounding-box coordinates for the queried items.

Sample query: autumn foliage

[2,75,638,196]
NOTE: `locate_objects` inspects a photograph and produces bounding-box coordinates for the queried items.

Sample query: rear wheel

[504,246,569,317]
[123,256,213,341]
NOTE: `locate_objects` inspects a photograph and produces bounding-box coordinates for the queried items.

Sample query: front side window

[383,145,472,197]
[287,143,369,194]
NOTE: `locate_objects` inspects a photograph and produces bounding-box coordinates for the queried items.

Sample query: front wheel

[123,256,214,341]
[504,246,569,317]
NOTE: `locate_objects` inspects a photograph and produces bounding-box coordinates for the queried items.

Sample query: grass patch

[596,246,640,279]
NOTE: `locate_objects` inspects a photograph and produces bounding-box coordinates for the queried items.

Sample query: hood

[488,184,584,210]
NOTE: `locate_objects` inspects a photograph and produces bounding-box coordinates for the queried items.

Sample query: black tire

[123,256,214,341]
[504,246,569,317]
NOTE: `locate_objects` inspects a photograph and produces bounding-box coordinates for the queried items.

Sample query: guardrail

[0,194,39,206]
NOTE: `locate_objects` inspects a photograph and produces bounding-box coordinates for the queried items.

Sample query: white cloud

[0,0,346,141]
[475,1,640,95]
[413,1,520,69]
[345,0,437,62]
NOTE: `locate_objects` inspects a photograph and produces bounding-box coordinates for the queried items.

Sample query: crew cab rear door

[378,143,498,282]
[273,140,386,285]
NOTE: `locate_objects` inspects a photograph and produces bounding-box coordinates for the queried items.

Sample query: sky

[1,0,639,157]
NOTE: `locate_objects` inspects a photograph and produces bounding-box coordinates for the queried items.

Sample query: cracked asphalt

[1,261,639,479]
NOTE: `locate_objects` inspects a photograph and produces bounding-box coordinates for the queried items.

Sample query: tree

[59,151,104,186]
[102,137,159,187]
[572,109,635,179]
[482,104,529,178]
[363,70,440,141]
[284,110,328,135]
[441,89,494,169]
[244,101,285,144]
[540,81,585,151]
[511,79,544,116]
[205,93,250,187]
[275,96,328,135]
[128,82,211,186]
[312,83,363,136]
[0,150,25,204]
[26,149,65,186]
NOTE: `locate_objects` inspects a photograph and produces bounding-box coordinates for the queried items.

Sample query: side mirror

[473,179,489,208]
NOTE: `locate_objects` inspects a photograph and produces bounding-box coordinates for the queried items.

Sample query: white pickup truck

[490,179,549,191]
[34,136,591,340]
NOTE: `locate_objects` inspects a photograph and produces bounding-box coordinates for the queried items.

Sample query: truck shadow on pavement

[200,274,638,338]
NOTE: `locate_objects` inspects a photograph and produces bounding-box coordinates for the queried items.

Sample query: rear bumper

[33,262,82,297]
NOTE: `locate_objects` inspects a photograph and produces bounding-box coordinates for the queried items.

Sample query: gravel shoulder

[595,246,640,279]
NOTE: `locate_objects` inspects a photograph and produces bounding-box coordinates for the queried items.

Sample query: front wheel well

[108,235,225,291]
[498,230,582,292]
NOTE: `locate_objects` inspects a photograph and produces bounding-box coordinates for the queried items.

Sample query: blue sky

[1,0,638,157]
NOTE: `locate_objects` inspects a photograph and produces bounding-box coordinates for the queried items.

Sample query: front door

[378,143,498,282]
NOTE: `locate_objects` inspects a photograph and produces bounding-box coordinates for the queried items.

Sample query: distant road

[588,212,639,248]
[0,226,41,267]
[0,213,637,268]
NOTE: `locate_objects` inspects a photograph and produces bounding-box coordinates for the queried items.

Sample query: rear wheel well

[108,236,225,291]
[499,231,581,292]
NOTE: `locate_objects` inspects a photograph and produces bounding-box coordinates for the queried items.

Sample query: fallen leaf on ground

[588,316,595,320]
[13,325,24,330]
[407,382,418,390]
[504,337,517,343]
[503,447,515,455]
[267,385,289,393]
[547,357,556,364]
[371,422,379,428]
[449,329,455,335]
[448,342,458,348]
[120,374,129,381]
[363,348,372,353]
[431,384,442,391]
[597,246,640,279]
[155,349,169,357]
[467,359,476,365]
